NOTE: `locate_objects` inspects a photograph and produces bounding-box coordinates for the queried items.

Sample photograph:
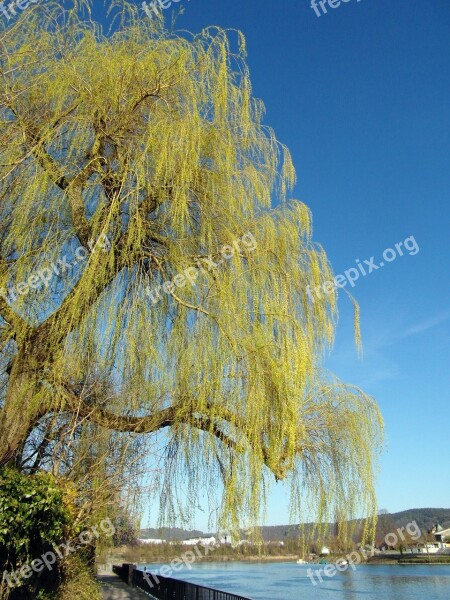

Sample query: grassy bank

[105,544,301,565]
[397,555,450,564]
[103,545,450,567]
[366,554,450,565]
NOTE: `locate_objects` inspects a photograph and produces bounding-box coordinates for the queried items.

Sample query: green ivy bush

[0,467,70,599]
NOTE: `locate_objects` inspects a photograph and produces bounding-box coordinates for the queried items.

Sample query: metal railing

[113,564,252,600]
[112,563,129,581]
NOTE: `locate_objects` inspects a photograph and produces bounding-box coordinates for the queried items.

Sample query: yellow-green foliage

[58,555,101,600]
[0,1,383,542]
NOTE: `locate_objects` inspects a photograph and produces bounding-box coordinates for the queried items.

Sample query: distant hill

[139,508,450,542]
[387,508,450,532]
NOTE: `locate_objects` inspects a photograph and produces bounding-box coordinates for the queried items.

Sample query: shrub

[58,555,101,600]
[0,467,70,599]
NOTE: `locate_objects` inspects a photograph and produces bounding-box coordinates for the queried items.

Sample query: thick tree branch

[3,100,110,248]
[0,257,29,333]
[56,383,293,477]
[58,383,245,453]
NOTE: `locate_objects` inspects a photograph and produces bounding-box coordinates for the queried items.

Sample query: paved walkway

[97,574,151,600]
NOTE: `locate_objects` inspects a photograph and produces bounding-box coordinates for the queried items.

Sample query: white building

[433,524,450,544]
[421,524,450,554]
[138,538,166,544]
[180,537,217,546]
[401,524,450,555]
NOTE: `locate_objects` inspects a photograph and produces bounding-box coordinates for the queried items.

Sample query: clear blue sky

[93,0,450,528]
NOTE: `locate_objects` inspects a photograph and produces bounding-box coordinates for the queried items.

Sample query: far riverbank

[102,546,450,568]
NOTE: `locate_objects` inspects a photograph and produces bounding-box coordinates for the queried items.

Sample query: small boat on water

[336,558,349,567]
[296,558,307,564]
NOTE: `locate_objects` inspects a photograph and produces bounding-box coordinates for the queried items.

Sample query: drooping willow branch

[0,1,382,538]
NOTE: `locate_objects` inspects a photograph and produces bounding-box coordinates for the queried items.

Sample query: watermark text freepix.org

[142,541,216,590]
[311,0,362,18]
[307,520,422,585]
[2,518,115,589]
[145,232,257,305]
[0,0,47,23]
[142,0,186,19]
[306,235,419,303]
[0,234,110,307]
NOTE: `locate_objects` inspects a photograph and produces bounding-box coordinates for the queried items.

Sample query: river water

[141,561,450,600]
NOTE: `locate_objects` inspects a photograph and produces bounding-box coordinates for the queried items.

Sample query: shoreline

[103,554,450,567]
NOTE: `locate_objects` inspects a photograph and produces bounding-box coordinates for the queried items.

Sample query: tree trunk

[0,366,41,467]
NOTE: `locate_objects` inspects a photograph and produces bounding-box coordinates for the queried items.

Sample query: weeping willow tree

[0,0,383,540]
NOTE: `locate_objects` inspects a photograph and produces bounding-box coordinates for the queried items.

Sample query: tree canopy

[0,0,383,539]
